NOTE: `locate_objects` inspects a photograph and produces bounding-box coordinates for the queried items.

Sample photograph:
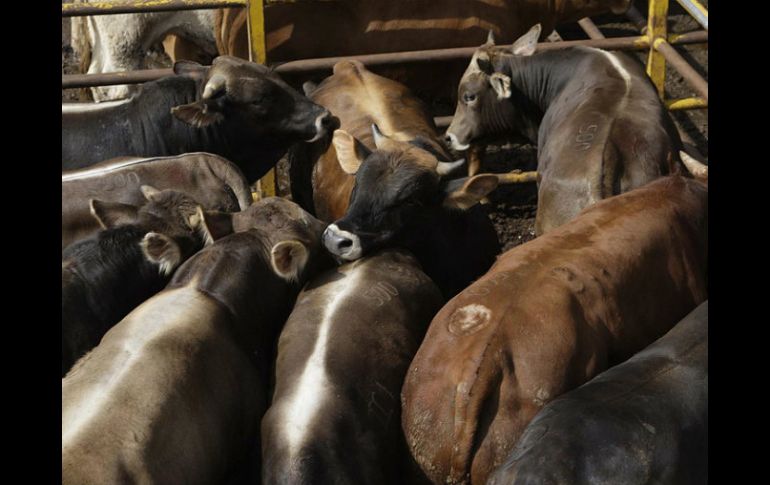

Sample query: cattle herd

[62,3,708,484]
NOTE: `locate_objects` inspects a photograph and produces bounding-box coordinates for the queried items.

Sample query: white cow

[69,0,218,101]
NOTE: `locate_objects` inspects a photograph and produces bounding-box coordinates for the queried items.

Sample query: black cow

[62,56,334,182]
[488,300,708,485]
[62,187,221,376]
[445,25,682,234]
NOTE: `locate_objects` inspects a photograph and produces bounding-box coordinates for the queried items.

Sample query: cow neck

[502,49,587,143]
[166,230,301,353]
[63,226,167,326]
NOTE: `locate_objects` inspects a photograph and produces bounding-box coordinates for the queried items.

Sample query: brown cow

[62,187,217,377]
[445,24,683,235]
[401,174,707,484]
[291,61,501,298]
[62,198,331,485]
[216,1,630,99]
[62,152,252,250]
[261,249,443,484]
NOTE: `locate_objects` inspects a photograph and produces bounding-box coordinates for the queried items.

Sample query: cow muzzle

[444,131,471,151]
[322,224,363,261]
[306,111,337,142]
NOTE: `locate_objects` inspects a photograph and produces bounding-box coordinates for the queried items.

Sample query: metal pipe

[577,18,605,40]
[62,0,246,17]
[497,171,538,184]
[62,33,707,89]
[654,39,708,100]
[666,97,707,110]
[675,0,708,30]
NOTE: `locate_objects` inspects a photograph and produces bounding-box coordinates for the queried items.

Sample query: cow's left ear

[332,130,370,175]
[490,73,512,99]
[270,240,309,282]
[171,101,225,128]
[442,174,499,210]
[195,206,234,245]
[89,199,139,229]
[173,60,209,81]
[140,232,182,276]
[511,23,541,56]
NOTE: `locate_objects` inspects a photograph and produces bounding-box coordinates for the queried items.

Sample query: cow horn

[202,74,227,100]
[372,124,388,149]
[436,158,466,176]
[680,151,708,179]
[486,30,496,46]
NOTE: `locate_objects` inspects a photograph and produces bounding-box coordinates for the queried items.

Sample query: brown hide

[261,250,443,484]
[401,176,707,484]
[293,60,450,222]
[215,0,630,97]
[62,198,329,485]
[62,153,252,250]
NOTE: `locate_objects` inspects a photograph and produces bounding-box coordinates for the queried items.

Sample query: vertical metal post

[246,0,277,197]
[646,0,669,98]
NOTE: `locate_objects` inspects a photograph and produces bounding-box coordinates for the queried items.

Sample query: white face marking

[306,113,329,142]
[323,224,362,261]
[61,98,131,114]
[280,268,364,456]
[445,132,470,151]
[448,303,492,336]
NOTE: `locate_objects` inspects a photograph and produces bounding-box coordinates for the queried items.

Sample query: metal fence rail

[62,0,709,189]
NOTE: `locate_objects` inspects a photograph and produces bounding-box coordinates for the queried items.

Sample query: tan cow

[402,173,707,484]
[62,198,331,485]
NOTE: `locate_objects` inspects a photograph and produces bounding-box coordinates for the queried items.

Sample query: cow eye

[463,93,477,103]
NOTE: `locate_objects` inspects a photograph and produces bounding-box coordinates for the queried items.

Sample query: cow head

[171,56,335,142]
[323,126,498,261]
[196,197,330,282]
[445,24,541,151]
[89,186,228,275]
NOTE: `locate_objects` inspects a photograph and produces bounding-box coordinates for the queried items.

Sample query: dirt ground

[61,1,708,252]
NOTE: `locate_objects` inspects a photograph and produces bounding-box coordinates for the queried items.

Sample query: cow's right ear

[195,206,233,245]
[173,60,209,81]
[89,199,139,229]
[332,130,370,175]
[171,101,225,128]
[442,174,499,210]
[270,240,309,282]
[511,23,541,56]
[140,232,182,276]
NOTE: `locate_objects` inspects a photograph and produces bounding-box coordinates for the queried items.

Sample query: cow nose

[307,111,337,142]
[444,133,453,145]
[322,224,362,260]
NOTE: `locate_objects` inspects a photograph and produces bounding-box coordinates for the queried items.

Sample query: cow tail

[448,345,503,483]
[207,155,254,210]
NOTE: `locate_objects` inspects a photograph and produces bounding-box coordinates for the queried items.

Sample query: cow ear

[195,206,234,245]
[140,184,162,201]
[302,81,318,97]
[490,73,512,99]
[443,174,499,210]
[173,60,209,81]
[171,101,225,128]
[140,232,182,276]
[511,23,541,56]
[270,240,309,282]
[332,130,369,175]
[89,199,139,229]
